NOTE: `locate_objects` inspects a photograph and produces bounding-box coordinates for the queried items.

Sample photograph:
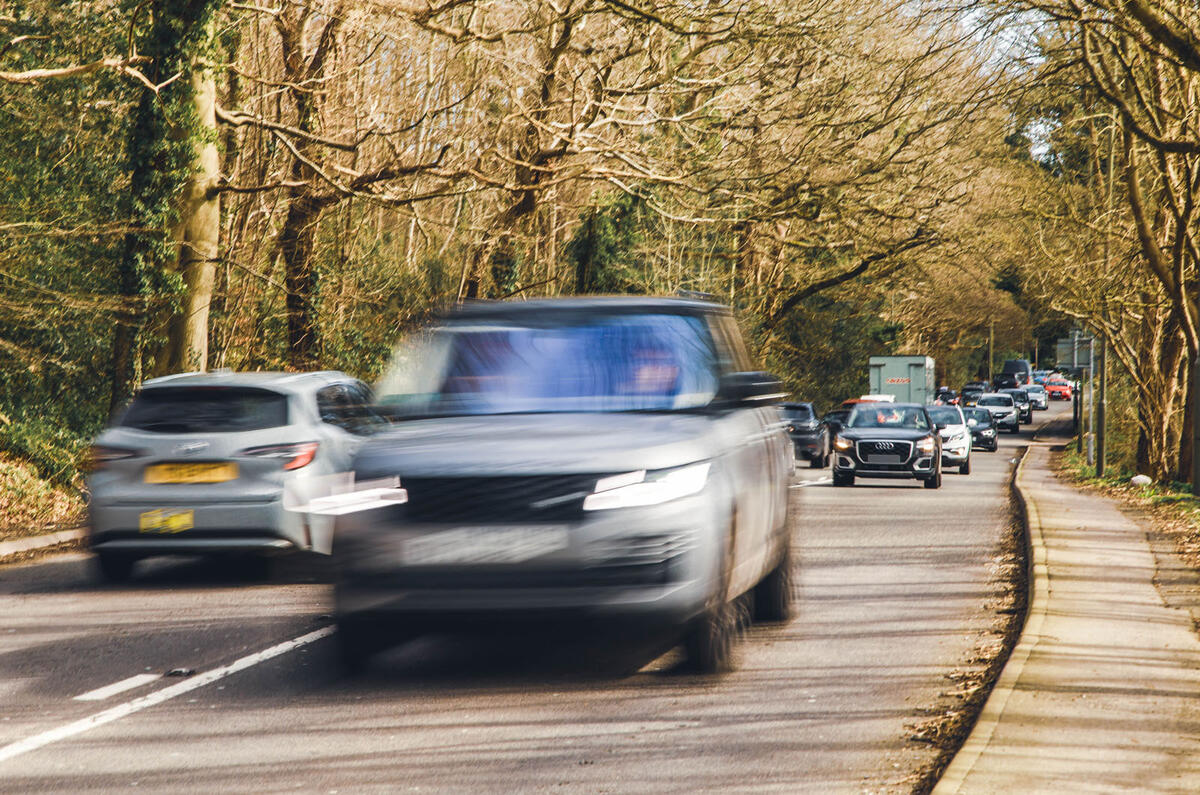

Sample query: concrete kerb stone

[0,527,86,562]
[932,435,1051,794]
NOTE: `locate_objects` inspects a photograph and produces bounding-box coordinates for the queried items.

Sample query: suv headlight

[833,435,853,451]
[916,436,936,454]
[949,431,967,443]
[583,462,711,511]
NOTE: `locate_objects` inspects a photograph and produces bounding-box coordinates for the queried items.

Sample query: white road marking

[73,674,161,702]
[791,477,833,488]
[0,626,334,765]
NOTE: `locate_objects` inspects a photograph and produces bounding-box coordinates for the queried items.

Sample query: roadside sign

[1055,333,1092,369]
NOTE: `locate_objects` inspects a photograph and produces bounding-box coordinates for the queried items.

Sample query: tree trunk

[163,58,220,373]
[280,193,323,369]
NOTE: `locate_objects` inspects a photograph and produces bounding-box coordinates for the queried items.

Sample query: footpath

[935,422,1200,793]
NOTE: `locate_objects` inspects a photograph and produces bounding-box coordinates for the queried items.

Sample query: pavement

[0,527,85,560]
[935,420,1200,793]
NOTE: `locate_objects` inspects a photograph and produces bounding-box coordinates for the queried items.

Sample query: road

[0,406,1065,793]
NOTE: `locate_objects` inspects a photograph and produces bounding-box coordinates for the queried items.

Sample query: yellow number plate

[144,462,238,484]
[139,509,194,534]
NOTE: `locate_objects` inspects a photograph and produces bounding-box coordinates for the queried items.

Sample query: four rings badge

[874,441,896,451]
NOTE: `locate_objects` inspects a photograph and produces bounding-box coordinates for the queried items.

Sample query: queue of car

[82,291,1052,675]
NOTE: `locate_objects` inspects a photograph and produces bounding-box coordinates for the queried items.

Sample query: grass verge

[0,454,85,542]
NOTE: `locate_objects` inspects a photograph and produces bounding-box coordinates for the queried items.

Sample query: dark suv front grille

[401,475,607,523]
[856,440,913,463]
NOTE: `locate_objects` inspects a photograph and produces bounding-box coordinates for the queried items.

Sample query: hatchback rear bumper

[87,498,310,556]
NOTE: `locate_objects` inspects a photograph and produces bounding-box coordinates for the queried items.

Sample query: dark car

[1001,358,1033,386]
[992,372,1019,391]
[964,407,998,451]
[962,381,988,392]
[831,402,942,489]
[960,388,984,407]
[933,387,959,405]
[780,402,830,468]
[1001,388,1033,423]
[326,296,794,674]
[822,408,851,434]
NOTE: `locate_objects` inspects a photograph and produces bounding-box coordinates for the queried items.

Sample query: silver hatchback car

[330,297,795,674]
[87,371,380,581]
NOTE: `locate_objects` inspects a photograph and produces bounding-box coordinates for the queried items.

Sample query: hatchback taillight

[239,441,319,470]
[88,445,141,471]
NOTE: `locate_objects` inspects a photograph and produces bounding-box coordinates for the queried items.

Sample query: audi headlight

[917,436,936,454]
[583,462,711,511]
[833,435,853,451]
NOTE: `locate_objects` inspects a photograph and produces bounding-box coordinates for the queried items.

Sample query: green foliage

[0,411,90,490]
[566,192,647,294]
[761,295,901,412]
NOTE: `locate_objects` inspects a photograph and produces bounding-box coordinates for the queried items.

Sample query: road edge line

[0,625,334,765]
[932,440,1050,794]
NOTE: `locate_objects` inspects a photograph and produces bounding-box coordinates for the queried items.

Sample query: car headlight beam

[916,436,936,454]
[833,435,853,451]
[583,462,711,511]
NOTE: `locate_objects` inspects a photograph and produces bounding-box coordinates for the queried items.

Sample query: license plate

[139,509,194,534]
[145,462,238,484]
[866,454,902,465]
[402,526,568,566]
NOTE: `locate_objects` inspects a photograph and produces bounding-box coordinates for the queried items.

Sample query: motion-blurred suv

[87,371,379,581]
[330,297,794,674]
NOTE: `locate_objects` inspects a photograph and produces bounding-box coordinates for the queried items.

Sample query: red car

[1045,380,1073,400]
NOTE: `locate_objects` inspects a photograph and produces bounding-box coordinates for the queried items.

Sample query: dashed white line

[73,673,161,702]
[0,626,334,765]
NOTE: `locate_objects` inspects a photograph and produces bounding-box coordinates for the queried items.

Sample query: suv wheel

[95,552,135,583]
[754,541,794,623]
[809,454,824,469]
[923,469,942,489]
[685,598,740,674]
[832,470,854,487]
[959,457,971,475]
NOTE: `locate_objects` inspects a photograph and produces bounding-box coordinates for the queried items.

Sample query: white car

[976,392,1020,433]
[927,404,972,474]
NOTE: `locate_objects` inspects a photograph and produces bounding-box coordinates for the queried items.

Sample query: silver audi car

[330,296,795,674]
[87,371,379,581]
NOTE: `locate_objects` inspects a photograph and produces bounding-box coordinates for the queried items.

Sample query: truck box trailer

[868,356,936,405]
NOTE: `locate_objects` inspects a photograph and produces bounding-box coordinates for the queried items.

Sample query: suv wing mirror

[717,372,786,407]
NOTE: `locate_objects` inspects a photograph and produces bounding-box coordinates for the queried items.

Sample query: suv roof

[444,296,727,321]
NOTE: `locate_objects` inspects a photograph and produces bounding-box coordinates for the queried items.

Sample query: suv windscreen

[927,406,962,426]
[120,387,289,433]
[847,406,930,430]
[978,395,1013,407]
[376,313,719,416]
[965,408,992,424]
[782,405,813,421]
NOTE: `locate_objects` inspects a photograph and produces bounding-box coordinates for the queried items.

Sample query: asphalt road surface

[0,405,1065,793]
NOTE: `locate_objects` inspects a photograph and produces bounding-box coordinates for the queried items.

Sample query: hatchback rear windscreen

[120,387,289,433]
